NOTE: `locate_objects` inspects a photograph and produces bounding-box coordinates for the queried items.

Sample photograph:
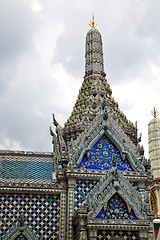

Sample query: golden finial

[89,14,97,29]
[151,107,159,118]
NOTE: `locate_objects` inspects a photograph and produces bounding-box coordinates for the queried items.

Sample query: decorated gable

[96,193,137,220]
[15,234,27,240]
[78,135,133,171]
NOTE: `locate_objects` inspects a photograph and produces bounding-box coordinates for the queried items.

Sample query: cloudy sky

[0,0,159,157]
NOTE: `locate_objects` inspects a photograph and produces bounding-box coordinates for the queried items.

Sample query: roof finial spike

[151,107,159,118]
[89,14,97,29]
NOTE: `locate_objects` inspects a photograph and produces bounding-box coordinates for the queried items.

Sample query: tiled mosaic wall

[130,182,139,190]
[74,179,97,211]
[97,230,138,240]
[0,193,60,239]
[78,135,133,171]
[0,154,54,180]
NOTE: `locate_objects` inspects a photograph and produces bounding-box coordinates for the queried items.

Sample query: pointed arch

[78,133,134,172]
[150,190,157,214]
[3,224,38,240]
[95,193,137,220]
[87,168,145,221]
[14,233,27,240]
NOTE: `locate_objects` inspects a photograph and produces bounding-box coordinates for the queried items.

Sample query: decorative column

[59,190,67,240]
[67,178,76,240]
[79,208,88,240]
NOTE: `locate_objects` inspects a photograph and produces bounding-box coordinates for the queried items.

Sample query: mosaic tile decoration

[78,135,133,171]
[0,155,54,180]
[15,234,27,240]
[130,182,139,190]
[96,193,137,220]
[68,189,74,240]
[74,179,97,211]
[0,193,60,239]
[60,191,66,240]
[97,230,138,240]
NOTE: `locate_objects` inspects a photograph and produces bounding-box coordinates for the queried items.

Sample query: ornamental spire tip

[89,14,97,29]
[151,107,159,118]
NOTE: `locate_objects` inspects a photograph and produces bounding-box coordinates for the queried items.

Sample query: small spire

[151,107,159,118]
[89,14,97,28]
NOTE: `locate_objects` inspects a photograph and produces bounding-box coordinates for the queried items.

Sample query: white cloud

[0,138,23,151]
[29,0,42,12]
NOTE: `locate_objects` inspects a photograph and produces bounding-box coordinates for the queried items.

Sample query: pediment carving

[81,167,146,221]
[3,222,40,240]
[66,113,145,173]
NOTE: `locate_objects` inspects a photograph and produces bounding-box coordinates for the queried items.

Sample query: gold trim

[151,107,159,118]
[89,14,97,29]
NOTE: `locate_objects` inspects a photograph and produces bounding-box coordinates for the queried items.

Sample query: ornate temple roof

[63,24,138,145]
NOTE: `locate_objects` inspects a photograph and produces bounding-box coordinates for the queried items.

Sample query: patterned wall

[130,182,139,190]
[0,154,54,180]
[0,193,60,239]
[96,193,137,220]
[74,179,97,211]
[78,135,133,171]
[97,230,138,240]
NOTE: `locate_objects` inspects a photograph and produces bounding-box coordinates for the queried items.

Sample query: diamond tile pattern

[0,154,54,180]
[74,179,97,211]
[130,182,139,190]
[78,135,133,171]
[97,230,138,240]
[0,193,60,239]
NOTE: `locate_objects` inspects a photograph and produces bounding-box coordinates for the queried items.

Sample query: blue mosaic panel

[78,135,133,171]
[15,234,27,240]
[0,193,60,239]
[96,193,137,220]
[1,160,54,180]
[74,180,97,211]
[97,230,138,240]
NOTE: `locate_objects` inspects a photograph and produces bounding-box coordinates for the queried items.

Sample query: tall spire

[151,107,159,118]
[85,16,105,78]
[89,14,97,29]
[63,18,137,145]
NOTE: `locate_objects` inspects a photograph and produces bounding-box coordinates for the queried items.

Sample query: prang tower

[148,108,160,237]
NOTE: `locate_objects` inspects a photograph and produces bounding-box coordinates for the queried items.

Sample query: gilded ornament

[151,107,159,118]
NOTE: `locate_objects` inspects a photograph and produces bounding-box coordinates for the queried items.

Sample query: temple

[0,18,156,239]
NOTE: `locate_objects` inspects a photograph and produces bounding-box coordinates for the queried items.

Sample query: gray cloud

[0,0,37,64]
[0,0,159,155]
